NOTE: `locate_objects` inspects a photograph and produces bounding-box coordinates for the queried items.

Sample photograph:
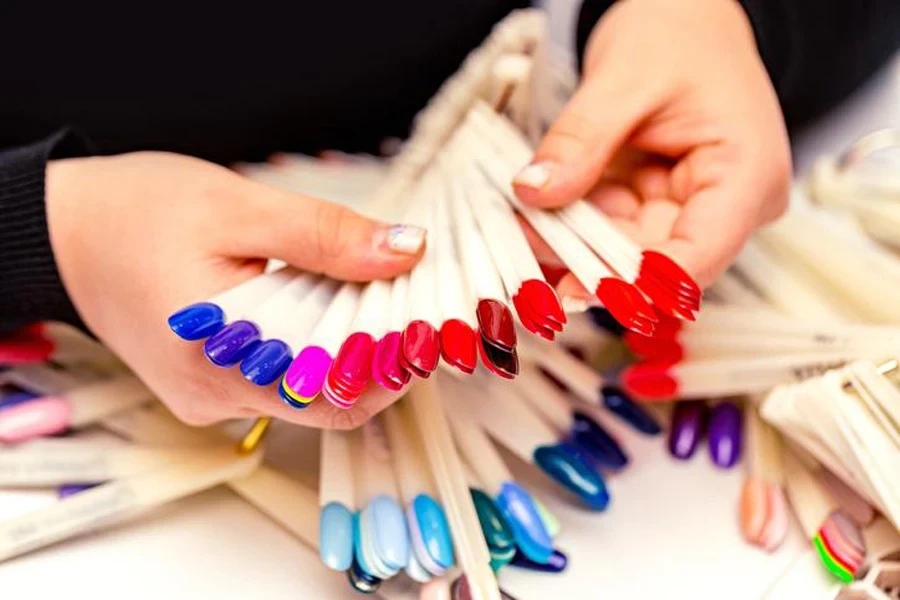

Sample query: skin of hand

[46,151,425,429]
[514,0,792,299]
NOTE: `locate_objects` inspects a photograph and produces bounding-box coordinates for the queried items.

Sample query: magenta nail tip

[284,346,333,398]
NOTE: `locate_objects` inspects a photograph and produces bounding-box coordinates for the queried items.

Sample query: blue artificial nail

[319,502,353,571]
[571,410,629,469]
[240,340,293,385]
[404,552,432,583]
[534,443,610,511]
[0,391,39,411]
[348,558,381,594]
[601,385,661,435]
[586,307,626,336]
[495,482,553,564]
[370,495,410,571]
[167,302,225,341]
[58,483,100,498]
[708,402,743,468]
[669,401,706,460]
[510,548,568,573]
[354,512,381,580]
[409,494,454,574]
[278,378,312,409]
[203,320,261,367]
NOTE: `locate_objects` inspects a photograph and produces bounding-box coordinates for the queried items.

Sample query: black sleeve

[0,130,91,336]
[576,0,900,129]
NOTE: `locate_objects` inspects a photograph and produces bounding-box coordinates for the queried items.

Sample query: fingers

[512,66,665,208]
[228,180,426,282]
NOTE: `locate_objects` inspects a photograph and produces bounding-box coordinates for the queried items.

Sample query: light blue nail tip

[353,512,378,578]
[496,482,553,564]
[319,502,353,571]
[359,508,394,579]
[167,302,225,341]
[534,444,610,511]
[411,494,454,571]
[370,495,410,570]
[240,339,293,385]
[404,551,433,583]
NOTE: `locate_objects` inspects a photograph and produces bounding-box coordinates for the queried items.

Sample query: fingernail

[282,345,332,403]
[495,482,553,563]
[240,339,293,386]
[668,401,706,460]
[401,320,440,378]
[708,402,743,468]
[602,385,662,435]
[167,302,225,341]
[372,332,411,390]
[380,224,426,255]
[58,482,99,498]
[513,162,554,189]
[476,300,516,351]
[533,497,561,538]
[511,548,568,573]
[470,487,516,567]
[571,411,629,469]
[534,443,610,511]
[203,320,261,367]
[319,501,354,571]
[0,396,71,443]
[408,493,455,573]
[368,495,411,571]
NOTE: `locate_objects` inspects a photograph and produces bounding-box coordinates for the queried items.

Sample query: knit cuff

[0,129,92,336]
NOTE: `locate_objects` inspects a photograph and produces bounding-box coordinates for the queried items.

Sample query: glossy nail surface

[380,224,427,255]
[668,401,706,460]
[476,300,516,350]
[602,385,662,435]
[534,443,610,511]
[595,279,657,337]
[373,332,411,390]
[0,396,71,443]
[58,483,99,498]
[203,320,261,367]
[510,548,568,573]
[495,482,553,564]
[405,552,432,583]
[167,302,225,340]
[571,410,628,468]
[282,346,331,400]
[520,279,566,325]
[401,320,440,376]
[240,340,293,386]
[409,494,454,573]
[477,335,518,379]
[0,336,53,364]
[0,391,39,411]
[470,487,516,566]
[707,402,743,468]
[331,332,375,388]
[369,495,411,571]
[348,558,381,594]
[439,320,477,375]
[319,501,354,571]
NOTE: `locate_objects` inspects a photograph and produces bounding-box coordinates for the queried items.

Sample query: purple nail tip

[707,402,743,468]
[668,401,706,460]
[203,320,261,367]
[284,346,332,398]
[58,482,100,498]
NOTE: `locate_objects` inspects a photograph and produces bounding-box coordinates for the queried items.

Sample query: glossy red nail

[372,332,410,391]
[640,250,701,298]
[620,359,679,399]
[324,332,375,407]
[476,299,517,351]
[519,280,567,325]
[512,294,562,334]
[477,333,518,379]
[595,279,657,337]
[401,320,440,377]
[439,319,477,375]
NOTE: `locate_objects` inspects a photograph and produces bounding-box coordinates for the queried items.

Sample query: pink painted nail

[0,397,71,443]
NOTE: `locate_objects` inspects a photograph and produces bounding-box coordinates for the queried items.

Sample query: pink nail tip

[332,332,375,386]
[0,397,71,443]
[284,346,332,398]
[373,332,411,390]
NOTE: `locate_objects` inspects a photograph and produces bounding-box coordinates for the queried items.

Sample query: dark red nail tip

[439,319,478,375]
[476,299,517,351]
[477,333,519,379]
[401,320,440,377]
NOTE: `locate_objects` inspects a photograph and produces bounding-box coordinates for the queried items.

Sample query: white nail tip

[385,225,426,255]
[513,163,552,189]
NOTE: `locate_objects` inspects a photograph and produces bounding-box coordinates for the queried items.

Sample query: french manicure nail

[513,162,554,189]
[380,224,426,255]
[167,302,225,340]
[203,320,261,367]
[240,339,293,386]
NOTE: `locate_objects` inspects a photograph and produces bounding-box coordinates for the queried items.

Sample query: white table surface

[1,39,898,600]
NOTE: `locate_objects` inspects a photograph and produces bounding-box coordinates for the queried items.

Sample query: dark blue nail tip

[277,383,311,409]
[240,340,293,385]
[668,401,706,460]
[587,307,626,336]
[510,548,568,573]
[347,558,381,594]
[708,402,743,468]
[495,482,553,564]
[601,385,661,435]
[571,411,629,468]
[534,444,610,511]
[167,302,225,341]
[0,391,40,411]
[203,320,261,367]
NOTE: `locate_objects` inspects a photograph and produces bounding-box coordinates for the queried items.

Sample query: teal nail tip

[495,482,553,564]
[534,444,610,511]
[167,302,225,340]
[369,495,411,571]
[240,339,293,386]
[408,494,454,574]
[319,502,353,571]
[601,385,661,435]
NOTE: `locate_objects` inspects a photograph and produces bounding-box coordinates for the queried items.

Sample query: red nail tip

[477,332,519,379]
[439,320,478,375]
[372,332,411,391]
[595,279,658,336]
[623,332,683,360]
[401,320,440,376]
[476,299,517,351]
[331,332,375,387]
[0,336,55,364]
[620,360,679,399]
[512,294,563,334]
[520,280,567,325]
[640,250,701,297]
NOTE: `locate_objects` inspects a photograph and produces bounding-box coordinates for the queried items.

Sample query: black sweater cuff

[0,130,92,336]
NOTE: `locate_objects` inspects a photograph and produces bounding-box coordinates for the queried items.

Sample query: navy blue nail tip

[708,402,743,468]
[510,548,568,573]
[277,384,312,409]
[203,320,261,367]
[571,411,628,468]
[167,302,225,341]
[347,558,381,594]
[601,385,661,435]
[534,443,610,511]
[587,307,626,336]
[240,340,293,385]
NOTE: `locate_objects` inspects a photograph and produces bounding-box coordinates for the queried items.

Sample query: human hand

[514,0,791,297]
[46,152,424,428]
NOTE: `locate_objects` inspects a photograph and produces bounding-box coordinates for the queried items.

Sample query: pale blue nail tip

[240,340,293,385]
[168,302,225,341]
[353,513,377,578]
[203,320,261,367]
[371,495,410,570]
[496,482,553,564]
[319,502,353,571]
[534,444,610,511]
[412,494,455,570]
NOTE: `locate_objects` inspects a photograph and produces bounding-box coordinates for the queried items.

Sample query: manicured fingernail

[571,411,629,468]
[240,340,293,386]
[669,401,706,460]
[348,557,381,594]
[401,320,440,377]
[602,385,662,435]
[532,497,561,538]
[167,302,225,340]
[373,332,411,390]
[58,483,99,498]
[534,443,610,511]
[511,548,568,573]
[404,552,432,583]
[470,487,516,568]
[367,495,411,571]
[203,320,260,367]
[476,299,516,351]
[319,501,354,571]
[708,402,743,468]
[495,482,553,564]
[408,494,455,573]
[282,345,332,402]
[380,224,426,255]
[513,162,554,189]
[0,396,70,443]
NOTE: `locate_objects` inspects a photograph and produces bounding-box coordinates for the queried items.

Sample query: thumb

[513,67,663,208]
[228,181,426,281]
